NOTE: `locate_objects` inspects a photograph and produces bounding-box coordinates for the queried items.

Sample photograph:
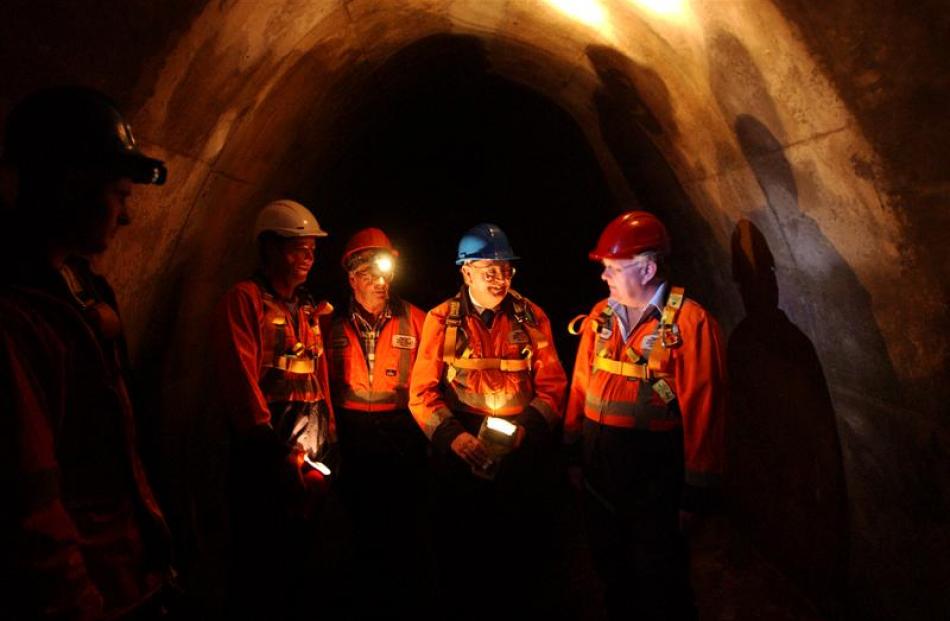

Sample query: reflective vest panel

[327,302,424,412]
[258,291,324,404]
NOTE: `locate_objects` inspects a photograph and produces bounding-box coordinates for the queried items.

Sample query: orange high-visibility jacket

[213,279,334,435]
[326,298,426,412]
[409,288,567,439]
[566,293,727,487]
[1,262,169,619]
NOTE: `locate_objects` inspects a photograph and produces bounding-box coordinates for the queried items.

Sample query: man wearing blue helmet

[409,223,568,616]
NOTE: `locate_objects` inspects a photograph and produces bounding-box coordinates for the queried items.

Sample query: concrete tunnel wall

[1,0,948,618]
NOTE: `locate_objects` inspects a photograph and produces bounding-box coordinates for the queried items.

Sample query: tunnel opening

[301,34,618,365]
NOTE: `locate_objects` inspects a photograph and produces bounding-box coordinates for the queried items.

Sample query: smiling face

[461,260,515,308]
[275,236,317,288]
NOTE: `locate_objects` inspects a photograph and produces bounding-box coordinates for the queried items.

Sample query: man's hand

[450,432,492,470]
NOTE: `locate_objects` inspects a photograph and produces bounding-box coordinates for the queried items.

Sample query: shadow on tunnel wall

[706,29,930,618]
[728,217,849,617]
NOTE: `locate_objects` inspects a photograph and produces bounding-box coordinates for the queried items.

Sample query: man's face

[73,175,133,255]
[275,237,317,287]
[601,256,652,307]
[348,258,392,309]
[462,260,514,308]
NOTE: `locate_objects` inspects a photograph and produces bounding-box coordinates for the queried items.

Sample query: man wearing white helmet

[211,199,335,619]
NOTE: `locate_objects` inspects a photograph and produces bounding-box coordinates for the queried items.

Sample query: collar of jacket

[457,285,514,318]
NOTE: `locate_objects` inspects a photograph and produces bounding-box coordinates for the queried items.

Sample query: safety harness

[441,289,549,374]
[568,286,685,404]
[255,277,332,375]
[329,299,415,407]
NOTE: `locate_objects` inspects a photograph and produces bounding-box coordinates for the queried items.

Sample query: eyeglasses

[353,267,394,283]
[467,262,515,283]
[601,260,646,277]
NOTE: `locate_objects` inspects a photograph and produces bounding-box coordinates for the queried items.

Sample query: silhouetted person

[0,86,175,619]
[728,219,848,614]
[212,199,336,619]
[566,211,727,620]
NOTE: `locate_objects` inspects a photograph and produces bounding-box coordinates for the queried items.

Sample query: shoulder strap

[647,286,685,375]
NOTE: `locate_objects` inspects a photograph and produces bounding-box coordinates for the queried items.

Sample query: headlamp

[373,253,394,276]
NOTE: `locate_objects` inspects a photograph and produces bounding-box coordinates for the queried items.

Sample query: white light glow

[545,0,614,39]
[627,0,691,22]
[375,254,393,274]
[486,416,518,437]
[304,456,332,475]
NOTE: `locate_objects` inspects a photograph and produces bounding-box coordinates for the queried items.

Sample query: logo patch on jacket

[385,369,398,377]
[330,337,349,349]
[640,334,658,353]
[508,330,530,344]
[391,334,417,349]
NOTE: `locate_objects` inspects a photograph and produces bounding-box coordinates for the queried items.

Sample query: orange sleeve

[316,328,336,441]
[211,284,271,432]
[565,303,600,441]
[674,302,727,487]
[526,302,568,428]
[1,325,104,619]
[408,304,456,439]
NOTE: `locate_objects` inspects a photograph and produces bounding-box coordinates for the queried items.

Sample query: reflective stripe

[395,311,412,389]
[443,296,534,373]
[583,394,680,431]
[421,406,455,438]
[264,355,315,374]
[448,357,531,372]
[448,388,531,415]
[592,356,650,379]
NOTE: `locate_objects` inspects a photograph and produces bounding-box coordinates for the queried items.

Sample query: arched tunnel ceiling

[80,0,942,402]
[2,1,949,618]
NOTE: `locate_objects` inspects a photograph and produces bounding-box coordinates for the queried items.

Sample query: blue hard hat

[455,223,520,265]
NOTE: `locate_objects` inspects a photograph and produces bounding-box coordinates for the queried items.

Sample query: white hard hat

[254,199,328,239]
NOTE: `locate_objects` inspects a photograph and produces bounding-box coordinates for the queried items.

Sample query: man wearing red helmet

[566,211,726,620]
[325,227,428,616]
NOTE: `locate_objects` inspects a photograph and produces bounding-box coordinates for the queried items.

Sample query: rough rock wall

[1,1,947,618]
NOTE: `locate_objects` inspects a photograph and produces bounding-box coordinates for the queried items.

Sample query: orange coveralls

[409,288,567,448]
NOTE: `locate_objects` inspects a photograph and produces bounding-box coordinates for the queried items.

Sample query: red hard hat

[589,211,671,260]
[341,227,399,268]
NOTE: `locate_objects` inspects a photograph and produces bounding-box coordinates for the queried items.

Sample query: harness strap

[442,294,537,373]
[588,287,686,401]
[647,286,684,374]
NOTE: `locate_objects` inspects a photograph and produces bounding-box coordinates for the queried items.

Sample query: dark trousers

[336,408,432,618]
[582,420,696,621]
[226,432,322,620]
[430,412,565,620]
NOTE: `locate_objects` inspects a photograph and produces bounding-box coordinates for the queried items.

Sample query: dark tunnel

[1,1,949,620]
